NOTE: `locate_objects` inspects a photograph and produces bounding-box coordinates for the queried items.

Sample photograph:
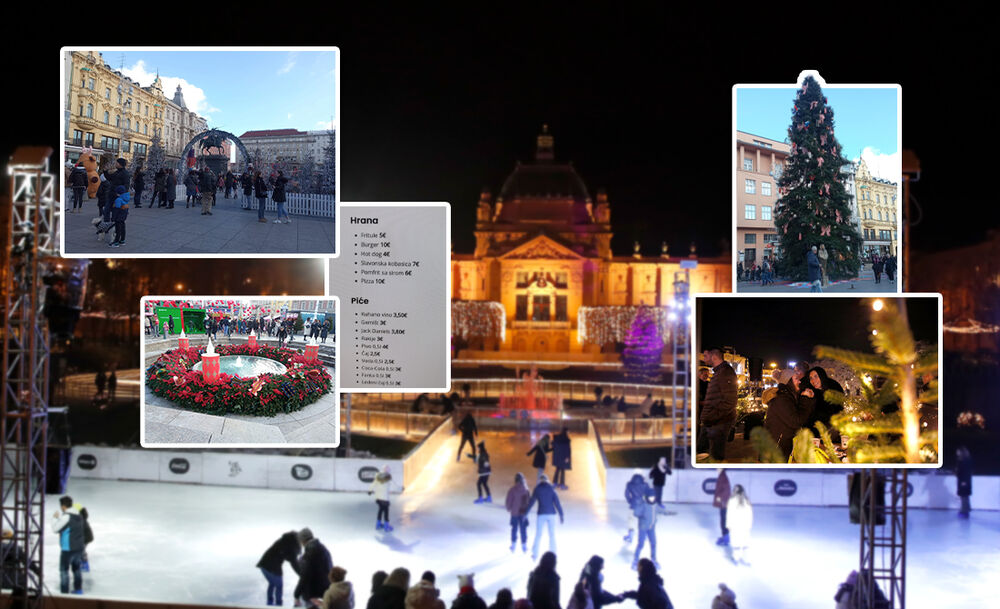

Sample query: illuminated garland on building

[452,301,506,342]
[943,318,1000,334]
[578,306,670,346]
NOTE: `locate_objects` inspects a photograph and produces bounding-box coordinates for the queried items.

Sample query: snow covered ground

[45,431,997,608]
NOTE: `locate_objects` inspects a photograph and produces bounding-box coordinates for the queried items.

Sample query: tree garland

[146,344,333,417]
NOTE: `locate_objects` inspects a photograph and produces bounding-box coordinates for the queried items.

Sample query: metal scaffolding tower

[669,267,692,470]
[856,469,908,609]
[2,146,58,609]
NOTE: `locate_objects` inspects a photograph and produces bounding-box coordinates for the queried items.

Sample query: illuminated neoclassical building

[451,127,731,361]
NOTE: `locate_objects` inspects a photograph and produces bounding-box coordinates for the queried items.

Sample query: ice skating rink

[47,431,997,608]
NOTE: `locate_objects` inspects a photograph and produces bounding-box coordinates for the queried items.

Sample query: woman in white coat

[726,484,753,566]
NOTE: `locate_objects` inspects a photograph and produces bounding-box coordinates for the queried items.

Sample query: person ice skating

[631,492,659,570]
[527,552,561,609]
[51,495,85,594]
[699,349,737,461]
[294,528,333,608]
[108,364,118,403]
[551,427,572,490]
[623,472,650,544]
[405,571,446,609]
[648,457,671,508]
[956,446,973,518]
[457,412,478,462]
[710,583,738,609]
[726,485,752,566]
[474,441,492,504]
[506,472,531,553]
[526,434,552,480]
[257,530,303,606]
[320,566,354,609]
[713,469,731,546]
[488,589,514,609]
[621,559,673,609]
[579,556,624,609]
[369,466,394,531]
[452,574,488,609]
[367,567,410,609]
[526,474,563,560]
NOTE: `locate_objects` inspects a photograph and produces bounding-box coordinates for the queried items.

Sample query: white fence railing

[169,187,336,218]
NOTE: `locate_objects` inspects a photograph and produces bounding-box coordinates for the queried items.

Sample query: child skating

[474,441,492,504]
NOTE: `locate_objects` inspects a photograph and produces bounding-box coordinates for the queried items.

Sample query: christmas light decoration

[451,301,506,342]
[578,306,670,346]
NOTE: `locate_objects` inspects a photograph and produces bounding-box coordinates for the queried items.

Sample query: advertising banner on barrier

[334,458,404,493]
[747,471,824,506]
[267,455,335,491]
[158,452,204,483]
[675,469,753,505]
[202,453,270,488]
[68,446,120,480]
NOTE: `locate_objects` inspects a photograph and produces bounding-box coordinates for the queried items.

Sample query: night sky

[697,296,939,366]
[1,14,994,257]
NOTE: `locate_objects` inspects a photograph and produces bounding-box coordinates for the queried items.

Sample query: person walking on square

[699,349,737,461]
[70,163,88,213]
[505,473,531,553]
[474,441,492,504]
[242,170,254,209]
[51,495,85,594]
[132,165,145,208]
[255,171,269,223]
[165,168,177,209]
[185,170,198,208]
[873,257,884,284]
[110,185,130,247]
[273,170,291,224]
[526,474,563,560]
[807,246,823,292]
[199,166,216,215]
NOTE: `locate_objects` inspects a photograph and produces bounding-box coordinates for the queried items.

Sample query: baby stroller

[92,215,116,245]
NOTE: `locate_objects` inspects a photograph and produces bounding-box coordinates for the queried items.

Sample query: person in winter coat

[710,583,737,609]
[578,556,623,609]
[51,495,85,594]
[273,170,290,224]
[699,349,737,461]
[405,573,446,609]
[369,467,394,531]
[149,169,164,207]
[648,457,671,508]
[631,492,659,570]
[956,446,973,518]
[527,552,561,609]
[526,434,552,480]
[621,559,672,609]
[488,589,513,609]
[506,472,531,553]
[199,166,217,215]
[185,171,199,208]
[457,412,478,462]
[763,369,807,459]
[726,485,753,565]
[372,572,389,596]
[367,568,410,609]
[257,531,302,606]
[106,157,130,210]
[873,257,884,284]
[255,171,269,222]
[526,474,563,559]
[551,428,572,490]
[70,163,88,212]
[623,473,650,543]
[165,168,177,208]
[474,442,492,504]
[452,574,488,609]
[110,186,130,247]
[803,366,844,442]
[321,567,354,609]
[295,528,333,608]
[807,246,823,292]
[567,581,593,609]
[713,469,731,546]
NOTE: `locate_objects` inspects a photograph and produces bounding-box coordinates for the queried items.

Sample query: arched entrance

[179,129,252,174]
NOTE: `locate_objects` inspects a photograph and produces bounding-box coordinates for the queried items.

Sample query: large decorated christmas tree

[774,76,862,280]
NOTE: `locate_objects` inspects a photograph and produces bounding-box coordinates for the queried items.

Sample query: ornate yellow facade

[65,51,166,166]
[452,128,731,359]
[855,158,898,256]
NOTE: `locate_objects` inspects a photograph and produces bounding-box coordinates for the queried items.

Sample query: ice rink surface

[46,431,998,608]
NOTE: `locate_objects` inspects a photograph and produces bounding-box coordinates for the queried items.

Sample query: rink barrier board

[587,420,608,494]
[402,417,453,488]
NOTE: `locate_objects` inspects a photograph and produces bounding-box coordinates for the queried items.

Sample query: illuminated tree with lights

[622,306,664,382]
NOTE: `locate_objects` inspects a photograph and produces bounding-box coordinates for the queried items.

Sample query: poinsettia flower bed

[146,344,333,417]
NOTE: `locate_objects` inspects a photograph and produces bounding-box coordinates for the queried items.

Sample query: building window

[876,195,880,204]
[72,129,83,145]
[877,210,882,221]
[86,104,93,118]
[515,295,528,321]
[761,206,772,221]
[532,296,551,321]
[555,296,568,322]
[745,179,755,194]
[762,182,771,196]
[78,104,83,116]
[118,93,122,104]
[115,115,120,127]
[745,233,756,244]
[126,119,131,131]
[84,132,95,147]
[105,88,111,99]
[743,158,753,171]
[103,111,109,124]
[145,106,149,116]
[88,78,95,90]
[123,140,130,153]
[744,205,755,220]
[143,124,148,135]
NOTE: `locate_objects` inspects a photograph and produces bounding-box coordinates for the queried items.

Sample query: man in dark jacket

[807,246,822,292]
[367,567,410,609]
[107,158,130,203]
[132,165,145,207]
[69,164,88,212]
[294,528,332,608]
[623,473,650,543]
[699,349,737,461]
[457,412,478,462]
[51,495,85,594]
[622,559,673,609]
[579,555,624,609]
[198,166,217,215]
[551,428,572,490]
[526,474,563,560]
[527,552,560,609]
[257,531,302,606]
